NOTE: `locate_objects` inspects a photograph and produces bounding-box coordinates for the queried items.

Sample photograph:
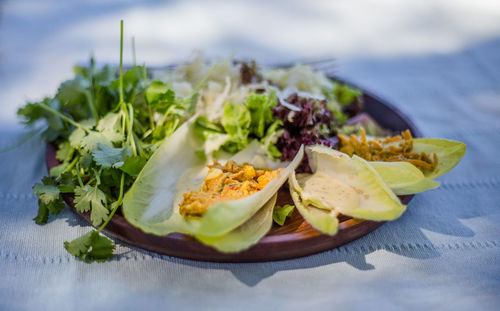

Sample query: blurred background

[1,0,500,129]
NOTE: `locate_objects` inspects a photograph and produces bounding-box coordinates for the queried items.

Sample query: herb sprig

[20,20,194,262]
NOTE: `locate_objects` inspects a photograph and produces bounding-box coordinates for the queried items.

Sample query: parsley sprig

[19,20,195,262]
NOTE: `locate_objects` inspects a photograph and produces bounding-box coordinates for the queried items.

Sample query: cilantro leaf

[56,141,73,162]
[33,203,49,225]
[80,131,115,151]
[34,181,60,204]
[120,155,147,177]
[273,204,295,226]
[96,112,124,142]
[146,81,176,112]
[69,128,86,148]
[64,231,115,263]
[92,144,131,168]
[74,185,109,226]
[32,177,65,224]
[49,163,67,178]
[56,75,90,106]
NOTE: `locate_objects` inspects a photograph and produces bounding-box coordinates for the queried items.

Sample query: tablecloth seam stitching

[1,240,498,264]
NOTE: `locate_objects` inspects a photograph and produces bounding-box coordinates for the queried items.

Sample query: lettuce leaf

[220,102,251,153]
[244,90,278,138]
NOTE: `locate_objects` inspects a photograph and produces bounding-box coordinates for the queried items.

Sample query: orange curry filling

[338,128,438,172]
[179,161,282,217]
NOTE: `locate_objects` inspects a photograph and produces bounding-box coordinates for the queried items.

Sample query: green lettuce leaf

[243,90,277,138]
[221,102,251,153]
[272,204,295,226]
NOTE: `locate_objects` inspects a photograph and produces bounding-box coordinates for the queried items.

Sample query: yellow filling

[179,161,281,217]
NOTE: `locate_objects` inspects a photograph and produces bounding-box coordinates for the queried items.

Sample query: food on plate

[289,146,406,235]
[16,21,465,262]
[337,128,466,194]
[179,161,282,217]
[339,128,438,171]
[121,116,303,244]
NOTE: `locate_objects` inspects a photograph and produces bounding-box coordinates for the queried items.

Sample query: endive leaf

[289,171,339,235]
[195,194,277,252]
[370,161,440,195]
[412,138,466,179]
[293,145,406,223]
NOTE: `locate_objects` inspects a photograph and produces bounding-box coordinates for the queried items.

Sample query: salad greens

[193,90,282,159]
[272,204,295,226]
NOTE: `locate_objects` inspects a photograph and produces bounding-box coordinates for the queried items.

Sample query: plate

[45,76,420,262]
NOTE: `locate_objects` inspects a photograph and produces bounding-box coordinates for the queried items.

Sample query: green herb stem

[119,20,124,104]
[84,90,98,120]
[93,168,102,185]
[97,172,125,232]
[59,156,78,177]
[38,103,91,133]
[75,163,84,187]
[127,104,138,156]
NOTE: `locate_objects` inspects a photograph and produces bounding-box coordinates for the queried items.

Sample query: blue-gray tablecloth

[1,39,500,311]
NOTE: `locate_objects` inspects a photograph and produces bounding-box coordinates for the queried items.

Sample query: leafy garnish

[272,204,295,226]
[119,156,147,177]
[221,102,251,153]
[92,144,131,168]
[333,82,362,106]
[244,89,277,138]
[194,91,282,159]
[21,20,188,262]
[74,185,108,226]
[64,231,115,263]
[32,177,65,224]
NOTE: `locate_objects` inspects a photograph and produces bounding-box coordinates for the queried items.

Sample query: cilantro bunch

[18,21,196,262]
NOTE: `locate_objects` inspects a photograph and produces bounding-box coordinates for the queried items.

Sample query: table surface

[1,1,500,311]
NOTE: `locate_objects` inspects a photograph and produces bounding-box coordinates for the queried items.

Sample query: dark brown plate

[45,76,420,263]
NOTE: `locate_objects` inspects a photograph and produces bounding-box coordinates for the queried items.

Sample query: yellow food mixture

[338,128,438,172]
[179,161,281,217]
